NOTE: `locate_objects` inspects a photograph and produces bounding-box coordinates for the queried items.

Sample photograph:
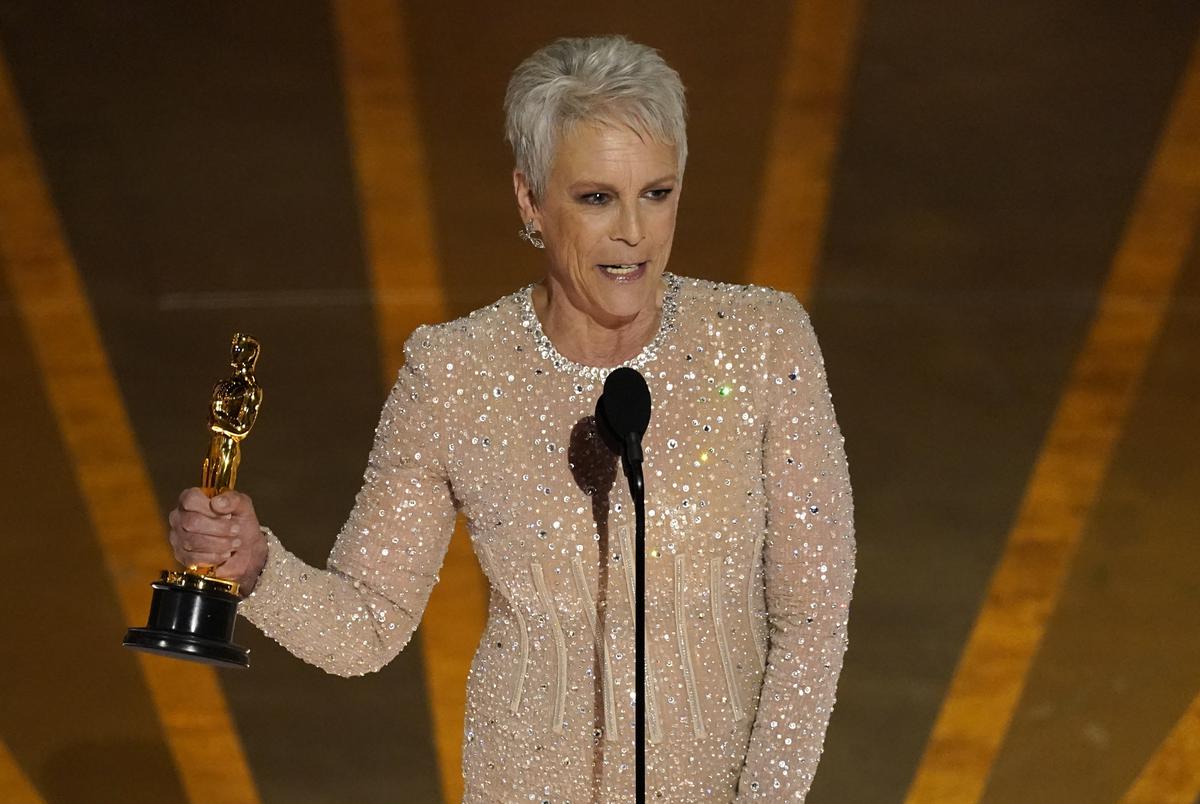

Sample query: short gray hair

[504,35,688,200]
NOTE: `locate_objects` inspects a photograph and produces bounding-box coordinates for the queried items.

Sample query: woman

[169,34,855,802]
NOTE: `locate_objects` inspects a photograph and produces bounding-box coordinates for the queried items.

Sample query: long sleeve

[735,294,856,801]
[238,327,459,677]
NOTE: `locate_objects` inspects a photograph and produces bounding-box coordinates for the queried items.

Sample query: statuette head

[230,332,260,375]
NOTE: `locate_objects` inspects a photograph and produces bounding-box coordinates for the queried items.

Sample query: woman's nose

[610,201,644,245]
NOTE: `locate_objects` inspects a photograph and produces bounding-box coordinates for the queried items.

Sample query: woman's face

[515,121,681,327]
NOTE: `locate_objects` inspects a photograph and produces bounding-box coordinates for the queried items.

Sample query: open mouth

[596,261,648,280]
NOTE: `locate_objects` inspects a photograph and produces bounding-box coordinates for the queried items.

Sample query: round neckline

[518,272,682,381]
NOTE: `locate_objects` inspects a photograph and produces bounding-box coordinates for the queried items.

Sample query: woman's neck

[532,277,665,368]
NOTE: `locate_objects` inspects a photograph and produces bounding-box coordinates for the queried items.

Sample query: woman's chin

[586,266,662,323]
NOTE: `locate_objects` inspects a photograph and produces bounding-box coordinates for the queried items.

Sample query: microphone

[595,366,651,804]
[595,366,652,474]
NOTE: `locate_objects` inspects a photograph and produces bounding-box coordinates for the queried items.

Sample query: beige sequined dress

[239,274,856,802]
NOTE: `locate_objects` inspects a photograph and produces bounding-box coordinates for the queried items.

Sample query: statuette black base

[123,574,250,669]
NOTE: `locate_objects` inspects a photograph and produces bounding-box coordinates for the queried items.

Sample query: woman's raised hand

[167,489,268,596]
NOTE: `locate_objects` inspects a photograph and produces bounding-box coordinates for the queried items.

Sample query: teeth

[601,263,641,274]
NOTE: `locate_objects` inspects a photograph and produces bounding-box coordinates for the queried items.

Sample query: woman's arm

[736,293,856,800]
[237,328,458,677]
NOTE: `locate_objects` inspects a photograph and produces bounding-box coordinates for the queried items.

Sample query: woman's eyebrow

[567,175,678,193]
[641,174,677,189]
[568,180,618,193]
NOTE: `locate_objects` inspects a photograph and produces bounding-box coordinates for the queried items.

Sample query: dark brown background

[1,1,1197,802]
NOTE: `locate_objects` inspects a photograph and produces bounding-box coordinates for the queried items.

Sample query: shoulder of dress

[402,289,523,360]
[675,274,809,328]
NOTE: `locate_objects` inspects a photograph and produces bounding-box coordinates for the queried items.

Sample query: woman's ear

[512,169,540,226]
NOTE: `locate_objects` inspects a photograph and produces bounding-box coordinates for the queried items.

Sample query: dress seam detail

[710,558,745,721]
[748,541,767,671]
[571,556,619,742]
[619,526,662,744]
[480,544,528,715]
[675,554,706,738]
[530,561,568,735]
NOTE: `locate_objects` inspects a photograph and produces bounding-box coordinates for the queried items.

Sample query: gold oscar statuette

[123,333,263,668]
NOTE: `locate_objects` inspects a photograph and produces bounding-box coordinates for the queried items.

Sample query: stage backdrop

[0,2,1197,802]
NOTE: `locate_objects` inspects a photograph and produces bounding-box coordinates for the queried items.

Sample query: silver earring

[519,219,545,249]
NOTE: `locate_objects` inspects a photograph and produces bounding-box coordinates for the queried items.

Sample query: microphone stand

[596,366,651,804]
[622,432,647,804]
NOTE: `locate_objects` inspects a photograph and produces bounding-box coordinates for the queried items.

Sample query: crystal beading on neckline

[519,272,682,382]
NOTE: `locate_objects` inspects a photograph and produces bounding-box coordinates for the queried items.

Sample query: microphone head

[596,367,651,453]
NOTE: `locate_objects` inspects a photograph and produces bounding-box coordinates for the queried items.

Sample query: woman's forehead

[552,121,678,182]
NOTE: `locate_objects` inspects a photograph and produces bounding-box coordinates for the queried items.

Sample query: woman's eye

[646,188,674,200]
[580,192,609,205]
